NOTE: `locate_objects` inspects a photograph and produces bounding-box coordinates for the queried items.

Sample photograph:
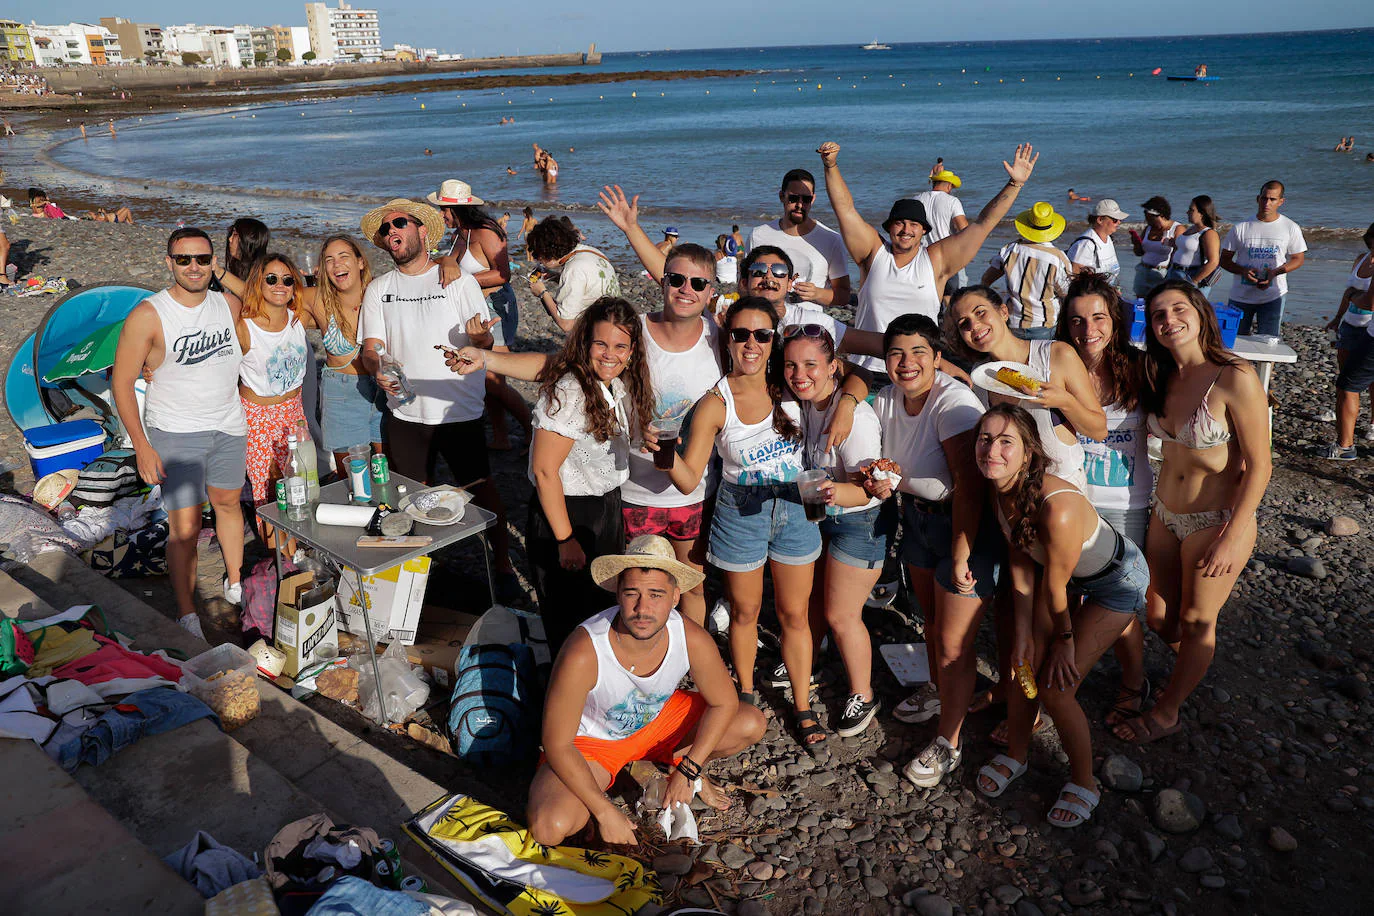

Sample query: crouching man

[526,535,765,846]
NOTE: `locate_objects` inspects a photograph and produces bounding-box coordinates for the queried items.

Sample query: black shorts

[384,415,491,486]
[1337,330,1374,394]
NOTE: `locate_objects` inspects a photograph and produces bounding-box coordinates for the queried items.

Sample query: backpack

[68,450,145,509]
[447,643,537,766]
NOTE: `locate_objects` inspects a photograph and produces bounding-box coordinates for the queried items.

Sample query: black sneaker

[836,693,880,737]
[766,661,820,690]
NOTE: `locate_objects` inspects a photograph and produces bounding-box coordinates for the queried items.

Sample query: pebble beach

[3,215,1374,916]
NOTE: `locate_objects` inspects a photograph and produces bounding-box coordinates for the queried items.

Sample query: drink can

[374,859,402,889]
[370,453,390,485]
[378,838,402,872]
[316,866,336,884]
[276,479,287,513]
[401,875,428,893]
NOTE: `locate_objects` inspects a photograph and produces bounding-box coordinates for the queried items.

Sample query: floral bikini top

[1147,373,1232,450]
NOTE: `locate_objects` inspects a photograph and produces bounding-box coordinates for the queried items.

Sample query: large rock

[652,853,693,876]
[1327,516,1361,536]
[1268,826,1298,852]
[1153,788,1206,834]
[1179,847,1215,873]
[913,894,954,916]
[1287,557,1328,579]
[1101,754,1143,792]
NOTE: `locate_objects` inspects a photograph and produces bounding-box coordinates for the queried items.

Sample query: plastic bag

[655,787,701,844]
[352,640,429,723]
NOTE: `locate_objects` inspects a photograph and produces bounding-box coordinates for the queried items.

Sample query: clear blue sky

[9,2,1372,57]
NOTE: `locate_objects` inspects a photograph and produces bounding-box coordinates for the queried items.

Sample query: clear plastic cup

[796,469,829,523]
[651,416,683,470]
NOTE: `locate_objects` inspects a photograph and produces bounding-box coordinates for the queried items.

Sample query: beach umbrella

[43,320,125,382]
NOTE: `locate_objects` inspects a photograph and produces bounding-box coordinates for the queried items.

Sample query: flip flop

[976,754,1028,798]
[1128,712,1184,745]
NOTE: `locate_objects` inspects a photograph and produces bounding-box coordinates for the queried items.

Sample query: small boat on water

[1166,75,1220,81]
[862,40,892,51]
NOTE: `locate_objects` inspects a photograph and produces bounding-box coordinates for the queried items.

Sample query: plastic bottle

[296,419,320,500]
[373,343,417,406]
[284,434,310,521]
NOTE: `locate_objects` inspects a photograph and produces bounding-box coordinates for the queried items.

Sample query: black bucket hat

[883,198,932,233]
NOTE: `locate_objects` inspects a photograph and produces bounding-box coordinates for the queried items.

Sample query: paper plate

[399,486,469,526]
[971,361,1043,400]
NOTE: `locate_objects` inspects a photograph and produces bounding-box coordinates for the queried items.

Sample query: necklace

[615,624,664,673]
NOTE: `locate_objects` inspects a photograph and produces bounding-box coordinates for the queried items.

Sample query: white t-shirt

[621,316,722,509]
[1066,230,1121,285]
[358,265,490,424]
[747,219,849,288]
[1222,215,1307,305]
[529,374,630,497]
[872,373,984,503]
[798,395,882,514]
[781,302,847,351]
[1079,401,1151,513]
[554,245,621,322]
[913,190,966,245]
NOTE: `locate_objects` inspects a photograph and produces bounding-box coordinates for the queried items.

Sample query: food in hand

[994,367,1043,395]
[865,458,902,483]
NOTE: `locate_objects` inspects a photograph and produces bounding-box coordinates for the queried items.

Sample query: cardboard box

[405,606,480,690]
[274,572,340,679]
[336,556,431,646]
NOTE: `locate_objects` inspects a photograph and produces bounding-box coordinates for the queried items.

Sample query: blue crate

[1128,298,1240,349]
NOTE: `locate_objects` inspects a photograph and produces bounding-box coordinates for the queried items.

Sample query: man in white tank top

[818,141,1041,369]
[525,537,764,848]
[112,227,248,640]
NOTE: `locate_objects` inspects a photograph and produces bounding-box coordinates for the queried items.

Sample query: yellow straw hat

[930,169,962,189]
[1014,201,1067,243]
[360,198,444,249]
[590,534,705,592]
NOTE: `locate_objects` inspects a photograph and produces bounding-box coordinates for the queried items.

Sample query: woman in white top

[1164,196,1222,294]
[1130,195,1185,299]
[714,234,738,286]
[972,404,1149,829]
[666,297,826,747]
[1322,222,1374,432]
[526,297,655,653]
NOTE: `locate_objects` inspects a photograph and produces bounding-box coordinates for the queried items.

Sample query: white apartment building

[27,22,122,66]
[304,2,381,63]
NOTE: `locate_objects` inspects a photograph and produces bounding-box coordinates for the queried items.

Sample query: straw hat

[590,535,705,592]
[1013,201,1067,243]
[426,179,485,207]
[32,469,79,510]
[360,198,444,248]
[930,169,962,189]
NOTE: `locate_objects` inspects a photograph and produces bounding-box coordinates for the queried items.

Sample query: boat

[862,41,892,51]
[1166,75,1220,81]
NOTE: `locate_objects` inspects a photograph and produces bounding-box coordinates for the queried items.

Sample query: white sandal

[1047,782,1100,828]
[976,754,1028,798]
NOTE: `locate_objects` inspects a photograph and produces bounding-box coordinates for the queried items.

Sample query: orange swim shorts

[572,690,707,777]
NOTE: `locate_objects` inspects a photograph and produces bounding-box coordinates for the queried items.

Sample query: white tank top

[239,314,308,398]
[714,378,803,486]
[1026,340,1087,491]
[143,289,246,434]
[459,229,486,277]
[1140,222,1177,267]
[1344,254,1373,328]
[576,606,690,741]
[997,489,1117,577]
[853,244,940,371]
[716,255,737,284]
[1170,227,1210,269]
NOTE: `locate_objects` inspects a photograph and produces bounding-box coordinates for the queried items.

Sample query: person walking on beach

[981,202,1074,340]
[914,166,971,296]
[79,122,86,140]
[112,228,247,639]
[747,166,851,308]
[1320,223,1374,435]
[517,206,536,247]
[1219,181,1307,337]
[1067,199,1127,286]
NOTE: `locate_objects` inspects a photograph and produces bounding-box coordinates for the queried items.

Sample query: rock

[1102,754,1144,792]
[1212,814,1243,841]
[1064,878,1104,906]
[748,795,770,817]
[1268,827,1298,852]
[1287,557,1327,579]
[1153,788,1207,834]
[1335,675,1371,701]
[862,877,888,898]
[652,853,693,876]
[720,843,753,870]
[1014,901,1046,916]
[1199,874,1226,889]
[1179,847,1215,873]
[993,885,1024,905]
[1327,515,1360,536]
[746,860,773,881]
[803,896,823,915]
[913,894,954,916]
[737,901,767,916]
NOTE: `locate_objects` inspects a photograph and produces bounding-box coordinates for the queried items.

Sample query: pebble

[1327,515,1361,536]
[1287,556,1328,579]
[1101,754,1144,792]
[746,860,773,881]
[803,896,823,915]
[1200,874,1227,889]
[1179,847,1215,873]
[652,853,693,876]
[737,901,767,916]
[1153,788,1207,834]
[1063,878,1105,906]
[1268,826,1299,852]
[992,884,1024,905]
[912,893,954,916]
[862,876,889,898]
[720,843,753,869]
[1141,829,1167,862]
[1212,813,1244,841]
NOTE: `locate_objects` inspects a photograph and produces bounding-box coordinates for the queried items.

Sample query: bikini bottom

[1151,495,1232,541]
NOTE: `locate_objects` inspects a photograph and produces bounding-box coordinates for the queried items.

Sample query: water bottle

[296,419,320,500]
[373,343,417,406]
[284,434,310,521]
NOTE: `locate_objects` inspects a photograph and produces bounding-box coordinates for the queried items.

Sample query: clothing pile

[0,495,84,570]
[53,451,169,578]
[4,275,69,297]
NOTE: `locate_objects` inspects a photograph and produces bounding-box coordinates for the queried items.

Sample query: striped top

[991,241,1072,331]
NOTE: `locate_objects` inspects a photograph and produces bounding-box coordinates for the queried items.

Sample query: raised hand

[816,141,840,168]
[596,185,640,233]
[1002,144,1038,185]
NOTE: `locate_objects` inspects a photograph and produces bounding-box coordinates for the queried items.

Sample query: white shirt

[913,190,966,245]
[1079,401,1152,513]
[852,244,940,371]
[554,245,621,322]
[991,241,1072,331]
[1223,215,1307,305]
[747,219,849,288]
[1066,230,1121,285]
[529,374,631,497]
[798,395,882,514]
[358,265,490,424]
[872,373,984,502]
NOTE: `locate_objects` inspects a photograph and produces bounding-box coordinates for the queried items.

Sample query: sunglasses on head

[746,262,791,279]
[728,327,776,344]
[375,216,414,236]
[264,273,295,287]
[171,254,213,267]
[664,271,710,292]
[783,323,832,343]
[786,193,814,205]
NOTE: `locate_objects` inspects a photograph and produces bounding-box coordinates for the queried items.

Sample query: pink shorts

[622,502,703,542]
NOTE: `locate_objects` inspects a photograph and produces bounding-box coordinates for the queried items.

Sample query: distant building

[270,25,311,63]
[100,18,165,65]
[304,2,381,63]
[0,19,35,63]
[250,26,277,64]
[27,23,121,66]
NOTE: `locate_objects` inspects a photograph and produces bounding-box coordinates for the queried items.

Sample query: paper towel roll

[315,503,375,527]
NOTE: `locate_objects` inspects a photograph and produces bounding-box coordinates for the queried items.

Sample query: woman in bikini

[1114,281,1271,743]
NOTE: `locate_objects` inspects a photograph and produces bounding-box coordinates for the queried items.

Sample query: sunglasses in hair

[375,216,414,236]
[171,254,213,267]
[264,273,295,287]
[785,193,815,205]
[664,271,711,292]
[746,262,791,279]
[783,323,832,342]
[728,327,776,344]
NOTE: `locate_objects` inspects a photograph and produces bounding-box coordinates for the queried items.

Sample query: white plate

[399,487,469,526]
[971,360,1043,400]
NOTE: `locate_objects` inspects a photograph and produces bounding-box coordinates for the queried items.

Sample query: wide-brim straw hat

[930,169,962,189]
[590,534,706,592]
[360,198,444,248]
[426,178,485,207]
[1014,201,1067,243]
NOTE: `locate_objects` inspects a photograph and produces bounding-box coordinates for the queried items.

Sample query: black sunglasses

[783,323,832,342]
[264,273,296,287]
[171,254,213,266]
[728,327,776,344]
[664,271,710,292]
[376,216,414,236]
[746,262,791,279]
[786,193,815,205]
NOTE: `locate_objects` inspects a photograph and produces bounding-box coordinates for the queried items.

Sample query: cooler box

[23,420,107,478]
[1129,299,1241,349]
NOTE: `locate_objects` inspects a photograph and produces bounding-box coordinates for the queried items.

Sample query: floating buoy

[1020,78,1025,82]
[660,92,665,96]
[420,103,426,109]
[705,90,709,94]
[1096,75,1101,79]
[998,79,1003,83]
[816,83,822,89]
[1056,76,1061,81]
[631,91,637,97]
[1152,67,1162,75]
[985,66,991,72]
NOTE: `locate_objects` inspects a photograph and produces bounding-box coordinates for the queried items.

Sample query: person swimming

[1067,189,1093,202]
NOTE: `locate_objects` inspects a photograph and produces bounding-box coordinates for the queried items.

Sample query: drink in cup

[797,469,829,522]
[652,416,683,470]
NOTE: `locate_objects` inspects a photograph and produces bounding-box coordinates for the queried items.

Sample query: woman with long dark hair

[1164,196,1222,293]
[211,218,270,297]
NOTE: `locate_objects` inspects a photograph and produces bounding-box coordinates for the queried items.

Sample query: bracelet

[840,392,861,407]
[556,532,576,545]
[675,756,702,780]
[1056,631,1074,642]
[1008,180,1025,188]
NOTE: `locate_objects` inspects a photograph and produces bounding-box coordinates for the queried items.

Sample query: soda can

[370,453,390,485]
[275,479,287,513]
[401,875,428,893]
[378,838,402,873]
[374,860,402,889]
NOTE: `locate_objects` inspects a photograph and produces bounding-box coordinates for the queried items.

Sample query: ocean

[21,29,1374,321]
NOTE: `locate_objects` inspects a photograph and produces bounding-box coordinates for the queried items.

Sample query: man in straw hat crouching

[526,535,765,847]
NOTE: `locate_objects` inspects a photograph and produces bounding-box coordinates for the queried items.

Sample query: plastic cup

[651,416,683,470]
[796,469,829,522]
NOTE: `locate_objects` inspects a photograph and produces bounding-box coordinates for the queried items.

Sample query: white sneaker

[902,736,962,788]
[707,599,731,637]
[1365,426,1374,441]
[222,577,243,606]
[178,612,206,640]
[1316,408,1337,423]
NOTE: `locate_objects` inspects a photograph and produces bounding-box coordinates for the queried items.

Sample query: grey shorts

[146,427,247,511]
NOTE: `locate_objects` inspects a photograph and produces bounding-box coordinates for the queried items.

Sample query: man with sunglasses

[746,168,851,309]
[113,227,248,640]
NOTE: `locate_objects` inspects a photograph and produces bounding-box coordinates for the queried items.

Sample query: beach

[3,215,1373,914]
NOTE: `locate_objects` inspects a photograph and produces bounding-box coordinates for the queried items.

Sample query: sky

[7,1,1373,57]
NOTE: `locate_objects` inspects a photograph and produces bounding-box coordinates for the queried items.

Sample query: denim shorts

[487,284,519,348]
[1336,329,1374,393]
[900,499,1002,599]
[1230,295,1285,338]
[1337,320,1371,352]
[707,481,822,572]
[145,426,247,511]
[820,502,896,569]
[1071,534,1149,614]
[320,366,387,454]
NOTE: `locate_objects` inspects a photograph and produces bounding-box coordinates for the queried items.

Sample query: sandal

[968,687,1003,715]
[1047,782,1100,828]
[990,712,1050,748]
[737,691,759,708]
[976,754,1028,798]
[1105,677,1149,728]
[793,709,828,748]
[1126,712,1184,745]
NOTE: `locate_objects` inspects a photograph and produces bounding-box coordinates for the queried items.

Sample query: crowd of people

[104,144,1374,845]
[0,68,51,96]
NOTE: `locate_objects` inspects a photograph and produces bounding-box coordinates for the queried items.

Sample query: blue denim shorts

[1071,534,1149,614]
[820,502,895,569]
[707,481,823,572]
[487,284,519,348]
[1336,329,1374,393]
[900,499,1002,599]
[1230,295,1285,338]
[320,366,387,454]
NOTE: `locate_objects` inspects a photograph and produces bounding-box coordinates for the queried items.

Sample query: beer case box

[274,571,339,678]
[336,556,431,646]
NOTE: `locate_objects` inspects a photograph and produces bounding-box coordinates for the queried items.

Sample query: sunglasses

[171,254,213,267]
[264,273,295,287]
[746,262,791,279]
[785,193,814,205]
[783,323,832,342]
[664,271,710,292]
[728,327,776,344]
[375,216,414,236]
